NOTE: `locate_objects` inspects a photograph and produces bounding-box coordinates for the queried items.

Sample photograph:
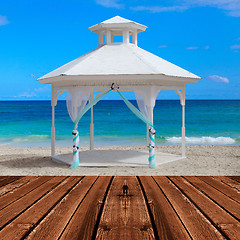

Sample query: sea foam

[13,135,50,143]
[166,136,236,145]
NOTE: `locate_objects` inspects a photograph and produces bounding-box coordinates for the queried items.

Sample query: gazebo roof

[38,16,200,87]
[89,16,147,33]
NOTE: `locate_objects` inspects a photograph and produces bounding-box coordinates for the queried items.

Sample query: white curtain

[66,87,91,123]
[134,86,160,123]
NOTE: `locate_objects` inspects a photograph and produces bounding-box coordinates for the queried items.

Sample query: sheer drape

[133,86,160,169]
[134,86,160,123]
[66,87,91,123]
[66,87,91,169]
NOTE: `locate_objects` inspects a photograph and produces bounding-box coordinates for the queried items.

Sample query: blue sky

[0,0,239,100]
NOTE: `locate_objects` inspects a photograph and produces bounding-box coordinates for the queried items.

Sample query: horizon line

[0,99,240,101]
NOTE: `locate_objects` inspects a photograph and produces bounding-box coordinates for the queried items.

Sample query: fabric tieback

[71,129,79,169]
[148,127,156,169]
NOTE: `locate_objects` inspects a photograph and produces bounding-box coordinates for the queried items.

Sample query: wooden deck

[0,176,239,240]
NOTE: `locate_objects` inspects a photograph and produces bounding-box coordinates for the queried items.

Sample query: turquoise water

[0,100,239,146]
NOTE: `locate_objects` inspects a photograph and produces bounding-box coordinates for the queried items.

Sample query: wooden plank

[96,176,154,239]
[0,176,65,229]
[185,176,240,220]
[0,177,22,188]
[228,176,240,183]
[0,177,11,184]
[154,176,224,240]
[59,176,112,240]
[0,177,8,182]
[169,176,240,240]
[26,176,98,240]
[213,176,240,191]
[198,176,240,203]
[0,176,37,197]
[0,176,83,240]
[0,176,50,210]
[139,176,191,240]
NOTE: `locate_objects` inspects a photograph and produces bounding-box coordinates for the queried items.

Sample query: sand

[0,145,239,176]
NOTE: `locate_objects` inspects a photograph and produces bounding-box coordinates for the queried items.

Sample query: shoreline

[0,145,239,176]
[0,136,239,148]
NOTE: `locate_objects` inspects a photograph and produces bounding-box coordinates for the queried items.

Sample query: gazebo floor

[53,149,184,167]
[0,176,239,239]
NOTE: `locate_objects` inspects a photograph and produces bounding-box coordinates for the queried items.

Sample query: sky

[0,0,239,100]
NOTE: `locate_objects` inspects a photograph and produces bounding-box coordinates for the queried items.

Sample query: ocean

[0,100,239,147]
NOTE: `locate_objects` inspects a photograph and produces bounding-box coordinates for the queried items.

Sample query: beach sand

[0,145,239,176]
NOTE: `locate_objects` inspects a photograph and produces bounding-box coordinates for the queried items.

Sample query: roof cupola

[89,16,147,46]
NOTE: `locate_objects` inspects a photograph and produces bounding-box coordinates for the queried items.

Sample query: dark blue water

[0,100,239,146]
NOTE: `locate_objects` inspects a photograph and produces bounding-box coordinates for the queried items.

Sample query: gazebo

[38,16,200,169]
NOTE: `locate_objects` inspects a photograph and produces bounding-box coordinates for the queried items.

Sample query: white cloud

[14,86,50,99]
[30,73,37,78]
[34,86,49,92]
[14,92,37,98]
[186,46,199,50]
[206,75,229,83]
[130,5,187,13]
[186,0,240,17]
[230,44,240,49]
[0,15,9,26]
[96,0,124,9]
[186,45,210,50]
[158,45,168,48]
[131,0,240,17]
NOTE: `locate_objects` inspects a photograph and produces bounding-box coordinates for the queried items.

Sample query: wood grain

[0,176,50,210]
[59,176,112,240]
[0,177,82,240]
[26,176,98,240]
[169,176,240,240]
[0,177,22,188]
[96,176,154,240]
[198,176,240,203]
[0,176,65,229]
[0,176,238,240]
[228,176,240,183]
[185,176,240,220]
[139,176,191,240]
[213,176,240,191]
[0,176,37,197]
[154,176,224,240]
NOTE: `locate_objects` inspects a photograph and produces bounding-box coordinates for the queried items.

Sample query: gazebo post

[175,87,186,158]
[90,92,94,150]
[146,124,149,144]
[51,85,55,157]
[182,87,186,157]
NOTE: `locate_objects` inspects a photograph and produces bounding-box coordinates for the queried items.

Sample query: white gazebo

[38,16,200,169]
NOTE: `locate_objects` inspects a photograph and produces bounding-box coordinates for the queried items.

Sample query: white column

[106,30,111,44]
[182,87,186,157]
[51,85,55,157]
[146,124,149,144]
[132,31,137,45]
[123,30,129,43]
[98,32,104,46]
[90,92,94,150]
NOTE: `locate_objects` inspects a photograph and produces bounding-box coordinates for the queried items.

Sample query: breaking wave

[166,136,236,145]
